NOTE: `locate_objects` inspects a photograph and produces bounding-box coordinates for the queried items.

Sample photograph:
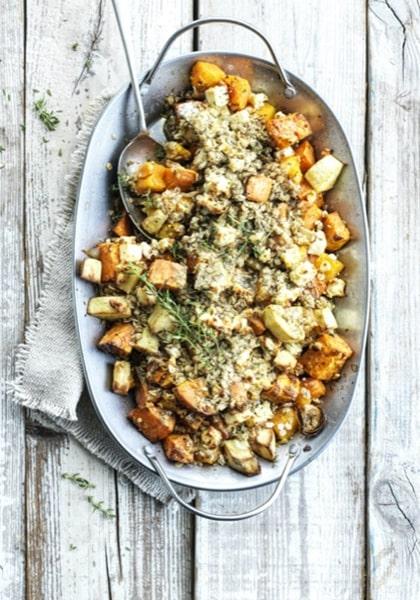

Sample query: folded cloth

[9,93,193,504]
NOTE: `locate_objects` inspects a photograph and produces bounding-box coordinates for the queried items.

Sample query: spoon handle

[111,0,147,133]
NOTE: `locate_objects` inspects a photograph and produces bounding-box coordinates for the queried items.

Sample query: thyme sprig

[62,472,96,489]
[87,496,116,519]
[34,97,60,131]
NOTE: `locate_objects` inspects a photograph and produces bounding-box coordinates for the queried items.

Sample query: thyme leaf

[62,472,96,490]
[34,97,60,131]
[86,496,116,519]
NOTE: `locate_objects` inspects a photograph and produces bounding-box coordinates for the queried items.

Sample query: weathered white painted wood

[23,1,193,598]
[367,1,420,597]
[194,2,367,599]
[0,1,26,598]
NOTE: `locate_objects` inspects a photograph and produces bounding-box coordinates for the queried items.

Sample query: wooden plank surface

[23,1,193,598]
[194,2,367,599]
[367,0,420,597]
[0,1,26,598]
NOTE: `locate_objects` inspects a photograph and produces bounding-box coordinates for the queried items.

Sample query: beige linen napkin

[9,93,193,504]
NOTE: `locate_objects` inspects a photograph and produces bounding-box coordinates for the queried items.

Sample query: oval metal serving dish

[73,50,369,494]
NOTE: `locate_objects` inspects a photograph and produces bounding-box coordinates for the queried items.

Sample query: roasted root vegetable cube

[164,141,191,162]
[147,305,175,333]
[163,434,194,464]
[295,140,316,173]
[304,154,344,192]
[142,209,168,235]
[175,379,217,415]
[191,61,226,92]
[112,360,135,395]
[87,296,132,320]
[132,161,167,194]
[148,259,187,291]
[263,305,305,342]
[272,406,299,443]
[267,113,312,148]
[280,155,303,183]
[223,439,261,476]
[224,75,251,111]
[314,253,344,281]
[300,333,352,381]
[263,374,301,404]
[164,165,197,191]
[246,175,273,203]
[255,102,276,121]
[97,322,135,357]
[250,428,276,461]
[157,223,185,240]
[80,258,102,284]
[132,327,159,355]
[112,212,133,237]
[229,381,248,410]
[135,381,152,408]
[323,211,351,251]
[116,271,140,294]
[248,314,266,336]
[302,203,323,230]
[146,367,174,389]
[301,378,326,400]
[98,242,120,283]
[128,404,175,442]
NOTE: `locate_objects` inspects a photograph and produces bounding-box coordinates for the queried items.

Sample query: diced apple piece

[132,327,159,355]
[164,165,197,191]
[112,212,133,237]
[263,305,305,342]
[315,307,338,330]
[246,175,273,203]
[296,140,316,172]
[97,322,134,357]
[263,373,301,404]
[135,285,157,306]
[142,209,168,235]
[272,406,299,443]
[323,211,351,251]
[163,434,194,464]
[87,296,132,320]
[148,259,187,291]
[132,161,167,194]
[223,439,261,476]
[224,75,251,111]
[300,333,353,381]
[98,242,120,283]
[116,271,140,294]
[112,360,135,395]
[304,154,344,192]
[250,428,276,461]
[148,305,175,334]
[80,258,102,284]
[314,253,344,281]
[175,379,217,415]
[191,61,226,92]
[128,404,175,442]
[267,112,312,148]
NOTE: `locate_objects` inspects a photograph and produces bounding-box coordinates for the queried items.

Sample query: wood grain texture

[23,1,194,598]
[194,2,367,599]
[367,0,420,597]
[0,1,26,598]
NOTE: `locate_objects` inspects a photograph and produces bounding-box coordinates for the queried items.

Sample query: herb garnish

[34,97,60,131]
[62,472,96,489]
[87,496,116,519]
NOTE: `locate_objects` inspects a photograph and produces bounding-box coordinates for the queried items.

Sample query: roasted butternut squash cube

[255,102,276,121]
[163,434,194,464]
[146,367,174,389]
[112,212,133,237]
[191,61,226,92]
[280,155,303,183]
[296,140,316,172]
[80,258,102,284]
[300,333,353,381]
[301,378,326,399]
[250,428,276,461]
[224,75,251,111]
[97,322,134,357]
[272,406,299,443]
[302,203,323,230]
[267,112,312,148]
[87,296,132,320]
[164,141,191,162]
[175,379,217,415]
[132,161,167,194]
[98,242,120,283]
[246,175,273,203]
[263,374,301,404]
[223,439,261,476]
[304,154,344,192]
[164,165,197,191]
[148,259,187,291]
[128,404,175,442]
[323,211,351,251]
[112,360,135,395]
[314,253,344,281]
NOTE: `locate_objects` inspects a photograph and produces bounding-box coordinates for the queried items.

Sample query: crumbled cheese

[205,85,229,107]
[250,92,268,109]
[213,224,239,247]
[289,260,317,287]
[308,231,327,255]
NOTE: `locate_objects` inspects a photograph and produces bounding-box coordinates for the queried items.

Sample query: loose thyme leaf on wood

[62,472,96,489]
[34,97,60,131]
[86,495,116,519]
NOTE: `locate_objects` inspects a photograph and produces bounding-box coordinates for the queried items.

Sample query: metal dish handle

[144,443,300,521]
[139,17,297,99]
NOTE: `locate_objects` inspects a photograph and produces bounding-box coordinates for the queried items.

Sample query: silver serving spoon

[111,0,163,234]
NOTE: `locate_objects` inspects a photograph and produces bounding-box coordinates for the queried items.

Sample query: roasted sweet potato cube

[112,212,133,237]
[97,322,134,358]
[175,379,217,415]
[280,155,303,183]
[272,407,299,443]
[146,367,174,389]
[223,439,261,476]
[296,140,316,172]
[112,360,135,395]
[148,259,187,291]
[132,161,167,194]
[267,112,312,148]
[323,211,351,251]
[98,242,120,282]
[191,61,226,92]
[128,404,175,442]
[300,333,353,381]
[302,203,323,230]
[163,434,194,464]
[224,75,251,111]
[164,165,197,191]
[250,428,276,461]
[263,373,301,404]
[302,378,326,399]
[246,175,273,203]
[248,314,266,336]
